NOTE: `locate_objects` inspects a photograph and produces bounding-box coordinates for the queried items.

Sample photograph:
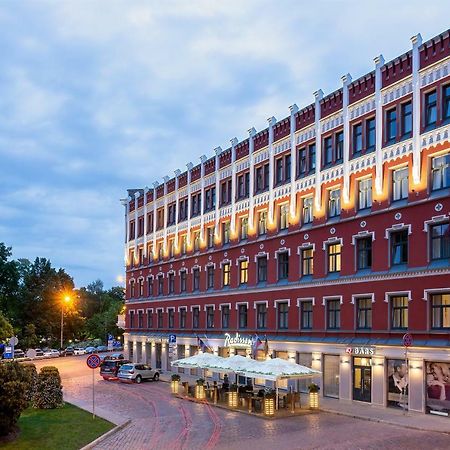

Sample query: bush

[33,366,63,409]
[22,364,38,404]
[171,374,181,381]
[0,362,29,436]
[308,383,320,393]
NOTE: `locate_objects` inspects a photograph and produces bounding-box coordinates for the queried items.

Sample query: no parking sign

[86,354,100,419]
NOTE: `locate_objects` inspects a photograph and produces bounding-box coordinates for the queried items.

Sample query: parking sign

[169,334,176,344]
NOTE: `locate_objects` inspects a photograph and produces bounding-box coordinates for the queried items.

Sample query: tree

[0,311,13,342]
[0,243,20,319]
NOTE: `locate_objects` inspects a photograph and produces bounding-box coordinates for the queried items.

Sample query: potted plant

[195,378,205,399]
[264,389,276,416]
[308,383,320,409]
[171,374,180,394]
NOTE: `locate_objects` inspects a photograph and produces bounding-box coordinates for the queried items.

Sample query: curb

[80,419,132,450]
[320,407,450,435]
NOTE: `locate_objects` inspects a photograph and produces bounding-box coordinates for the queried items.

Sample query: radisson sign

[224,332,253,348]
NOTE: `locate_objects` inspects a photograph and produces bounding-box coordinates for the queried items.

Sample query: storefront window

[387,359,408,409]
[426,361,450,416]
[177,345,185,374]
[323,354,339,398]
[297,352,313,393]
[353,357,372,403]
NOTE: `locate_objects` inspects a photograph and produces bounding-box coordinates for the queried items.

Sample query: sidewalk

[161,370,450,434]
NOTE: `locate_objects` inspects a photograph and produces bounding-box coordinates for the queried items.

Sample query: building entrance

[353,357,372,402]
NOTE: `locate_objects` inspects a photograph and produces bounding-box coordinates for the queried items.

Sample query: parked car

[85,346,97,354]
[118,363,160,383]
[13,349,25,358]
[43,349,60,358]
[34,348,44,357]
[100,359,131,380]
[74,347,86,355]
[63,346,74,356]
[96,345,108,352]
[105,352,125,360]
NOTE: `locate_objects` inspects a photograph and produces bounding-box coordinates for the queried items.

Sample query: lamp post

[60,295,72,349]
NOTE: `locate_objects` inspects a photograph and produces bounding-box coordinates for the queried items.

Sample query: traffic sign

[402,333,413,347]
[86,354,101,369]
[168,334,176,344]
[3,346,13,359]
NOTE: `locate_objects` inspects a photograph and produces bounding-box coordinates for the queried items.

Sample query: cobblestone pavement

[34,357,450,449]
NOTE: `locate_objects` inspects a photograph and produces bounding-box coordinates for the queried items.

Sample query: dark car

[105,352,125,360]
[62,346,74,356]
[100,359,131,380]
[96,345,108,353]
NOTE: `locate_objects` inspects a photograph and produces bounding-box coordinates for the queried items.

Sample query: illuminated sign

[345,346,375,356]
[224,332,253,348]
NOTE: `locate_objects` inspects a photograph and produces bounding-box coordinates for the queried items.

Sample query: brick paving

[34,357,450,449]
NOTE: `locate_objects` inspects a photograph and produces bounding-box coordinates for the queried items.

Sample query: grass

[2,403,114,450]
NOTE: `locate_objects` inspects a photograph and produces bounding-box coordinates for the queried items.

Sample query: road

[33,356,450,450]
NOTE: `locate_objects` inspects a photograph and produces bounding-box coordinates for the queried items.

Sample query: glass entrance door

[353,357,372,402]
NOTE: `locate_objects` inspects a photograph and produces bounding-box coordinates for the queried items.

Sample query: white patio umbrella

[170,352,225,369]
[240,358,321,381]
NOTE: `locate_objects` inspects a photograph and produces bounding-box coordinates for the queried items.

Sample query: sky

[0,1,449,288]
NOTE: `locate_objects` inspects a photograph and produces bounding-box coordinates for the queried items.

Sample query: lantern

[228,391,238,408]
[264,397,275,416]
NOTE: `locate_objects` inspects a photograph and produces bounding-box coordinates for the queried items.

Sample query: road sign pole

[92,367,95,419]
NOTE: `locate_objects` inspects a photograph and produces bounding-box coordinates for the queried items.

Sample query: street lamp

[60,294,72,349]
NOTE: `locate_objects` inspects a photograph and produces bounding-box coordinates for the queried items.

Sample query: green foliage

[33,367,63,409]
[0,362,30,436]
[308,383,320,393]
[0,311,14,342]
[196,378,205,386]
[22,364,38,404]
[171,374,181,381]
[0,243,20,318]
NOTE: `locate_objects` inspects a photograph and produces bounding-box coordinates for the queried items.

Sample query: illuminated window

[239,260,248,284]
[279,204,289,230]
[222,262,230,287]
[302,197,313,224]
[327,243,341,273]
[431,294,450,329]
[193,231,200,251]
[180,235,187,254]
[258,210,267,235]
[328,189,341,218]
[240,216,248,240]
[207,226,214,249]
[391,296,408,329]
[301,247,314,276]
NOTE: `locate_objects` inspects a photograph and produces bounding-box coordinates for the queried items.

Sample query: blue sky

[0,1,448,288]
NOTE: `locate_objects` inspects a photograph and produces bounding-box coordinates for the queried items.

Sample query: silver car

[118,363,160,383]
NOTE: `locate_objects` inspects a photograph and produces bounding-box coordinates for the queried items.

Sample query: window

[324,136,333,165]
[222,262,230,286]
[222,221,231,244]
[431,293,450,329]
[443,84,450,122]
[180,270,187,292]
[401,101,412,138]
[207,265,215,289]
[158,244,164,261]
[130,280,135,298]
[129,311,134,328]
[179,309,186,329]
[169,239,175,258]
[181,235,187,255]
[275,158,283,184]
[138,311,143,328]
[157,275,164,296]
[278,302,289,329]
[424,90,437,129]
[278,251,289,280]
[328,243,341,273]
[157,309,163,329]
[256,303,267,329]
[255,166,264,192]
[205,187,216,211]
[392,167,409,201]
[193,231,200,252]
[192,307,200,328]
[356,237,372,270]
[258,210,267,236]
[207,226,214,249]
[279,204,289,230]
[327,299,340,329]
[257,256,267,282]
[391,230,408,265]
[328,189,341,218]
[147,310,153,328]
[138,278,144,297]
[353,123,363,154]
[221,305,230,329]
[336,131,344,161]
[147,278,154,296]
[391,296,408,329]
[238,304,248,329]
[206,306,214,328]
[358,178,372,210]
[309,144,316,171]
[301,247,314,276]
[298,148,307,176]
[302,197,313,224]
[237,172,250,199]
[263,163,270,189]
[129,221,135,240]
[386,108,397,142]
[431,154,450,191]
[356,298,372,329]
[168,309,174,329]
[193,268,200,291]
[366,118,375,150]
[430,223,450,260]
[239,259,248,284]
[301,301,313,329]
[168,273,175,294]
[285,154,291,181]
[240,217,248,240]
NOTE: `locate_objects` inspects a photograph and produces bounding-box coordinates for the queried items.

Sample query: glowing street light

[60,293,72,349]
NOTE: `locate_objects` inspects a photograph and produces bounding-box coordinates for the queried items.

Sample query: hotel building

[121,30,450,416]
